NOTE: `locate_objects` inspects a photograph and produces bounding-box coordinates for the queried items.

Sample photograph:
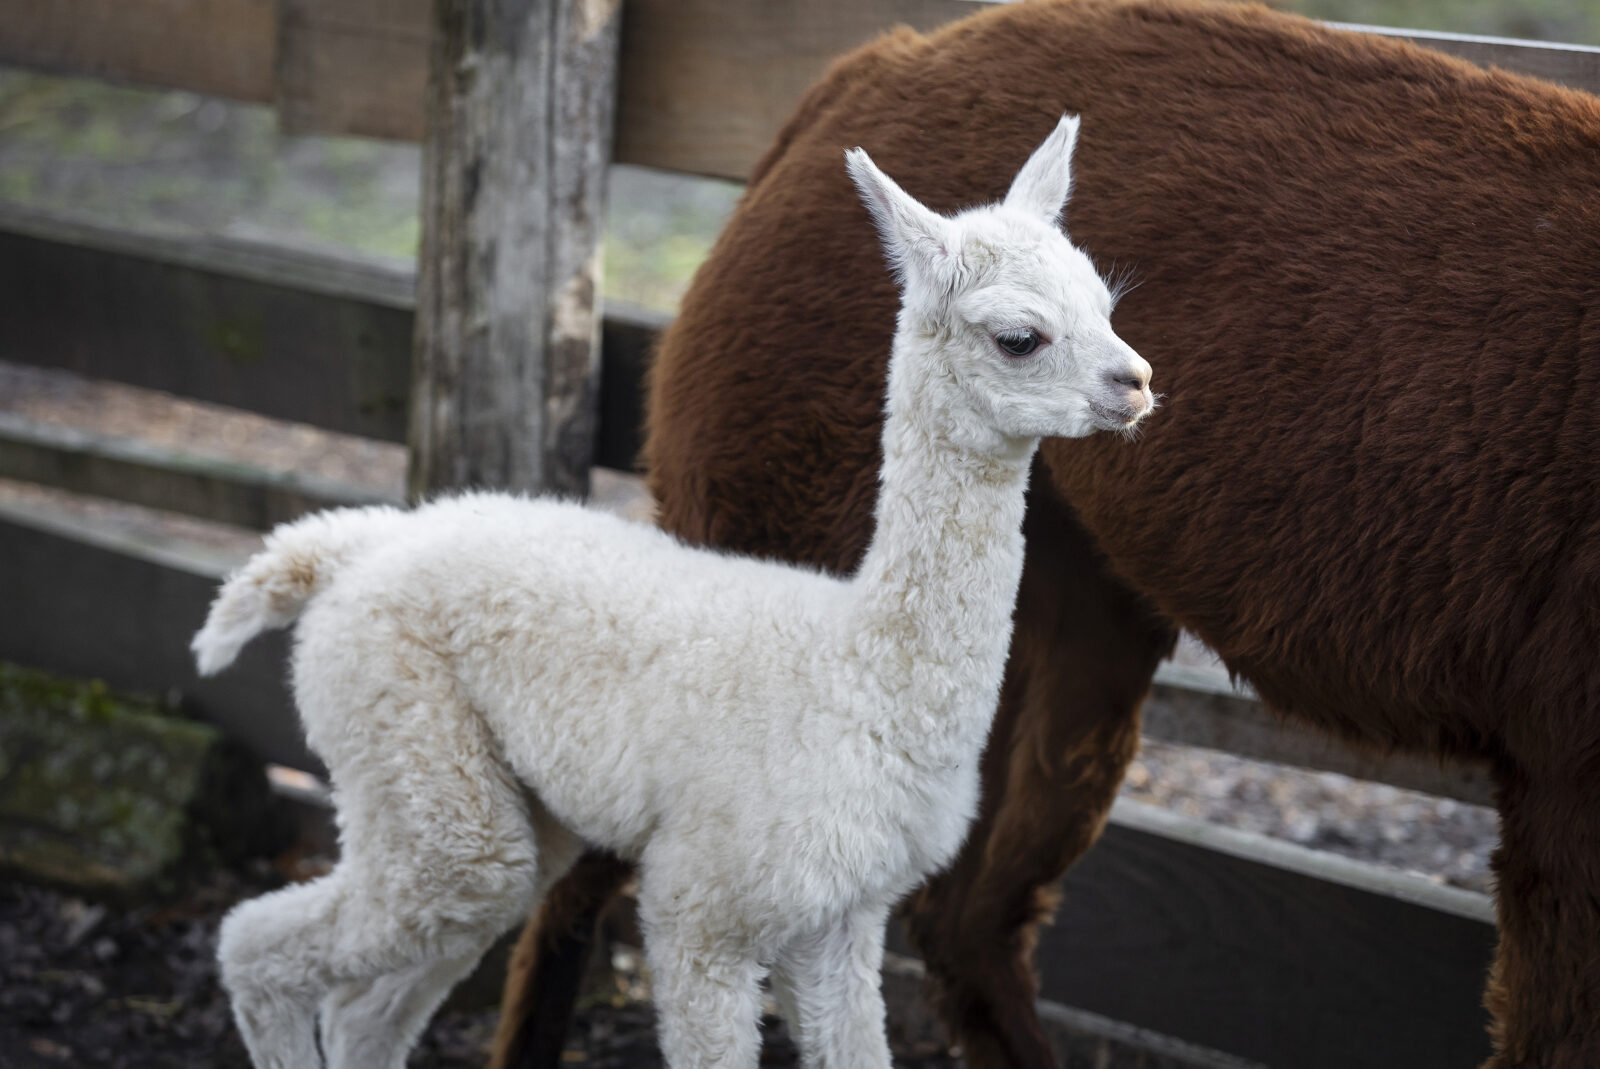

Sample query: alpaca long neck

[847,347,1036,764]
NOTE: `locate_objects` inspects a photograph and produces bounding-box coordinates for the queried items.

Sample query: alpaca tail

[192,505,406,677]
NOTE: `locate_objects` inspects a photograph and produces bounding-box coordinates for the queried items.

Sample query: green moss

[0,662,245,896]
[0,662,165,722]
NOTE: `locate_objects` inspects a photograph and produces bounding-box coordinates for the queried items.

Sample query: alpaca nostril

[1111,356,1152,393]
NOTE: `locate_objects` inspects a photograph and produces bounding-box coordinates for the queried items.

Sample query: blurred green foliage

[0,71,422,260]
[0,68,740,312]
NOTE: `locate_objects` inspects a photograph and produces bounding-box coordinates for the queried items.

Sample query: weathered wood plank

[0,0,277,103]
[0,412,402,530]
[624,12,1600,178]
[0,500,312,771]
[0,206,656,465]
[1032,800,1497,1069]
[878,798,1496,1068]
[0,203,417,310]
[260,10,1600,176]
[407,0,622,498]
[258,0,990,150]
[0,211,416,442]
[276,0,432,140]
[610,0,987,180]
[1033,998,1266,1069]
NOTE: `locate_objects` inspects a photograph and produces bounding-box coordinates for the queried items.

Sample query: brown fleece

[492,3,1600,1068]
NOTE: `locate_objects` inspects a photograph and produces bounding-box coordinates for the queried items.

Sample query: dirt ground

[0,857,955,1069]
[0,739,1497,1069]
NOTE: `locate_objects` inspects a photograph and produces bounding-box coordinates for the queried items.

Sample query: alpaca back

[280,495,977,881]
[645,0,1600,754]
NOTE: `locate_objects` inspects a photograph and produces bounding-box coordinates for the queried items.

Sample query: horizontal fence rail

[0,202,666,473]
[2,1,1597,180]
[0,411,397,530]
[1145,663,1494,807]
[0,496,303,769]
[0,0,278,103]
[985,800,1495,1069]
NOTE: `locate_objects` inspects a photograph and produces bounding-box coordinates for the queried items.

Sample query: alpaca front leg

[640,904,764,1069]
[772,902,893,1069]
[1483,754,1600,1068]
[647,942,764,1069]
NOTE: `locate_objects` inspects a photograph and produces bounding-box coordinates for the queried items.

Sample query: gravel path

[1125,740,1496,894]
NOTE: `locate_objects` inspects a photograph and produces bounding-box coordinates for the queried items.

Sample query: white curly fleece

[193,114,1152,1069]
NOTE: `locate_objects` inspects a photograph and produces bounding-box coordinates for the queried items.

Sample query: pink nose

[1110,355,1152,392]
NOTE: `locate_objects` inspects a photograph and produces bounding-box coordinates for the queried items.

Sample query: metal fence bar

[4,1,1594,179]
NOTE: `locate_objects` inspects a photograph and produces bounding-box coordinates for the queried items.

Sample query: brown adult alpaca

[488,1,1600,1067]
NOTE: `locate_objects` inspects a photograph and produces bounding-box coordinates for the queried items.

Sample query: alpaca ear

[1003,113,1080,226]
[845,147,953,279]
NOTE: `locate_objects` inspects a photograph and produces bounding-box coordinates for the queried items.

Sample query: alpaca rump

[193,119,1153,1069]
[490,2,1600,1068]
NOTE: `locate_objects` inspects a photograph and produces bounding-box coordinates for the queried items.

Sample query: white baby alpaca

[193,115,1152,1069]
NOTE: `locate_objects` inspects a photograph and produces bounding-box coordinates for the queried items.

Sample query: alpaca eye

[995,329,1042,358]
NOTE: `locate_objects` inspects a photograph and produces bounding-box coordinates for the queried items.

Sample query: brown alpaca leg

[488,850,635,1069]
[1482,755,1600,1069]
[906,482,1175,1069]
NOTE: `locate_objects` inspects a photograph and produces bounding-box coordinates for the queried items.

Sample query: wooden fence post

[407,0,621,499]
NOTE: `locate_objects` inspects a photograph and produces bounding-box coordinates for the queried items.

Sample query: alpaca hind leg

[221,866,515,1069]
[218,876,346,1069]
[1482,753,1600,1068]
[772,902,893,1069]
[228,672,541,1067]
[223,869,519,1069]
[224,836,536,1069]
[906,485,1174,1069]
[320,953,483,1069]
[323,803,583,1069]
[313,787,574,1069]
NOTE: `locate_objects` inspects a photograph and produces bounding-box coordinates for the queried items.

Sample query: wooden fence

[1,1,1597,1065]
